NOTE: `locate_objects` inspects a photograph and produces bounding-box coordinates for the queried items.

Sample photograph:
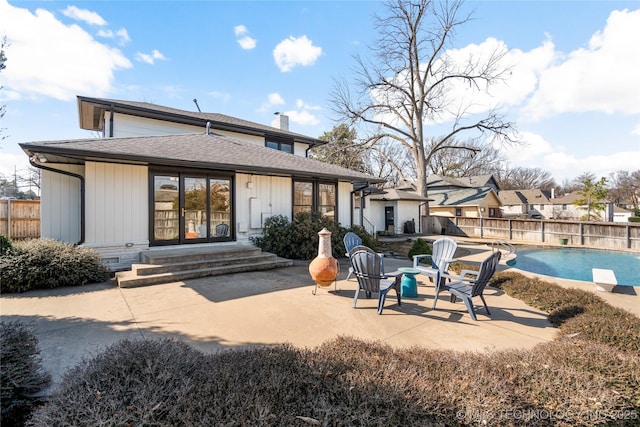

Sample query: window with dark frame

[455,207,462,217]
[293,179,336,219]
[265,136,293,153]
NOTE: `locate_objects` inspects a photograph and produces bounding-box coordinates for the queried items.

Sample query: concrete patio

[1,242,638,394]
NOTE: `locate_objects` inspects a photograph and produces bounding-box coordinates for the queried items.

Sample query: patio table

[398,267,421,298]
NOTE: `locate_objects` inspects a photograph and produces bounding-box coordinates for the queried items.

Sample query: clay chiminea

[309,228,338,287]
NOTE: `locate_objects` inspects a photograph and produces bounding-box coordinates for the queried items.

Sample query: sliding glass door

[151,171,233,245]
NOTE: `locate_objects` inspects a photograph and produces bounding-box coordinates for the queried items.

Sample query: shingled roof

[428,187,497,207]
[20,133,384,183]
[499,189,550,205]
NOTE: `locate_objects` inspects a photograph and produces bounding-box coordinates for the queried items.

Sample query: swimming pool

[509,247,640,286]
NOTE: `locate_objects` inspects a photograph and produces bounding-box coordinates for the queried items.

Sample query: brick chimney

[271,112,289,131]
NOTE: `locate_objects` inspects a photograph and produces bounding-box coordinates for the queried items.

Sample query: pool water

[510,247,640,286]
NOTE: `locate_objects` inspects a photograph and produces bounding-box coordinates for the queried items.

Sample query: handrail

[362,216,376,236]
[492,240,516,258]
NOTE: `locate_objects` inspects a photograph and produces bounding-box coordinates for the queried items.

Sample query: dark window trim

[292,178,338,220]
[265,134,294,153]
[149,166,235,246]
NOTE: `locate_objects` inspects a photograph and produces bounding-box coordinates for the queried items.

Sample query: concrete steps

[116,245,293,288]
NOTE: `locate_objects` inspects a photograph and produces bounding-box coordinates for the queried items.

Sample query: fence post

[541,220,545,243]
[628,225,631,249]
[480,217,484,238]
[7,199,11,239]
[509,219,513,240]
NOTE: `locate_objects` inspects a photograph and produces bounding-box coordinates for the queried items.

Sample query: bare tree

[608,170,640,209]
[496,166,556,191]
[428,137,504,177]
[331,0,516,214]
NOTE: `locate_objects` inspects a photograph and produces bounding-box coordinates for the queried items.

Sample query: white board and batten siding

[83,162,149,270]
[235,173,292,243]
[337,181,352,227]
[40,165,83,244]
[109,114,278,147]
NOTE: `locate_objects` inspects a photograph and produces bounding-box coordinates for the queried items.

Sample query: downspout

[29,158,85,245]
[109,104,115,137]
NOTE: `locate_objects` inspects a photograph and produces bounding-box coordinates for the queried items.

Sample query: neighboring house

[548,192,589,220]
[424,174,503,218]
[499,189,551,219]
[364,188,431,235]
[612,205,632,223]
[20,96,384,270]
[428,187,502,218]
[426,174,501,193]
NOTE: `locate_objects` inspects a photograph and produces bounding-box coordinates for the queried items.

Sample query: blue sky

[1,0,639,185]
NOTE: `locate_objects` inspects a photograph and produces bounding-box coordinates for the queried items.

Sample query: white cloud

[135,49,168,65]
[500,131,555,164]
[268,93,286,105]
[258,92,286,112]
[522,9,640,121]
[540,150,640,183]
[234,25,256,50]
[273,35,322,72]
[237,36,256,50]
[499,131,640,182]
[0,2,132,101]
[284,109,320,126]
[295,99,321,110]
[62,5,106,26]
[97,28,131,46]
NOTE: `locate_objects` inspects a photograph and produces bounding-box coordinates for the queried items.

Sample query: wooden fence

[0,199,41,240]
[425,216,640,251]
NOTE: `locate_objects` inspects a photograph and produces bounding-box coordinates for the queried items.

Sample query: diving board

[592,268,617,292]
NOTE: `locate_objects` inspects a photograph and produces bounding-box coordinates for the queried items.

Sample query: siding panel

[85,162,147,244]
[41,166,82,244]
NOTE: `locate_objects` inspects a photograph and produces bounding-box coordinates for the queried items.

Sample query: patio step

[115,245,293,288]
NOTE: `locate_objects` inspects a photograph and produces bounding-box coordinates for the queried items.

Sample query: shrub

[254,212,364,260]
[27,336,640,427]
[407,238,432,263]
[491,271,640,353]
[289,211,343,260]
[0,234,12,256]
[0,239,110,293]
[628,216,640,223]
[1,321,51,426]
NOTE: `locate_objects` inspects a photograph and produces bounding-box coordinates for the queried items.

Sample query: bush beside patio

[24,272,639,426]
[0,238,110,294]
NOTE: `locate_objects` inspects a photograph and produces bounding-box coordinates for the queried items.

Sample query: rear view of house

[20,96,383,270]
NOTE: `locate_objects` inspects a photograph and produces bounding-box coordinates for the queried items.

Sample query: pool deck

[414,234,640,317]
